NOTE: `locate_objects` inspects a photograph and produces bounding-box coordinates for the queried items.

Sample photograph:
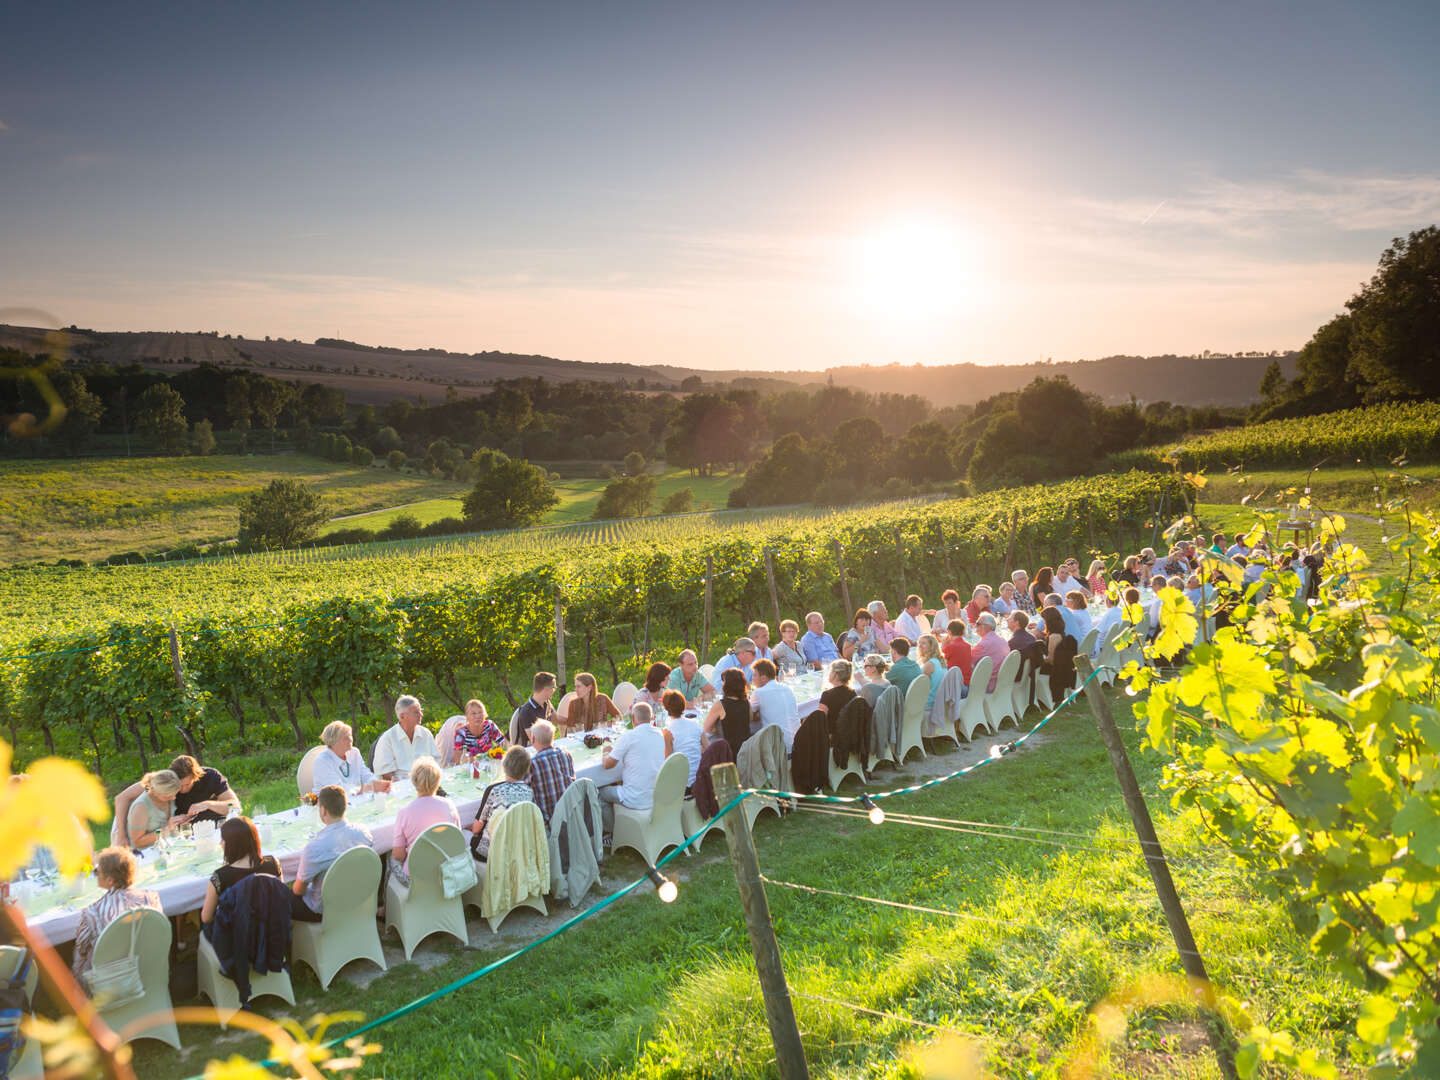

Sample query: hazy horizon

[4,1,1438,371]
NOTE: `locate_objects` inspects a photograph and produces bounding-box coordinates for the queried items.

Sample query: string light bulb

[860,793,885,825]
[646,865,678,903]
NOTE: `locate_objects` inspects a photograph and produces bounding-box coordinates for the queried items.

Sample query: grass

[121,689,1362,1080]
[1196,464,1440,515]
[0,455,465,565]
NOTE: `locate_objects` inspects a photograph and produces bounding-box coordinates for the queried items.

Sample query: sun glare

[852,217,977,325]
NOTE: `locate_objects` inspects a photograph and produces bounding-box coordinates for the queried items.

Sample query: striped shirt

[72,886,162,978]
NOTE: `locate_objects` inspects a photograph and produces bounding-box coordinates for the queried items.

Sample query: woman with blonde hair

[127,769,181,850]
[859,654,889,709]
[389,757,460,885]
[563,672,621,733]
[313,720,390,795]
[916,633,947,717]
[1087,559,1108,595]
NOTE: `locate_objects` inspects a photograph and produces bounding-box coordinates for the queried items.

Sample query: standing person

[292,785,374,917]
[667,650,715,705]
[453,699,506,761]
[749,659,800,752]
[942,620,974,695]
[525,719,575,828]
[562,672,622,733]
[800,613,839,669]
[373,695,441,781]
[895,595,925,643]
[71,848,162,979]
[659,690,704,792]
[704,668,754,752]
[867,601,898,649]
[599,702,666,833]
[513,672,558,747]
[389,758,460,885]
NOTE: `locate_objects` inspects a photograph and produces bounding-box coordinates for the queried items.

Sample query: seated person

[800,613,839,669]
[747,621,774,661]
[71,847,161,979]
[964,586,992,625]
[704,668,754,752]
[1006,610,1038,655]
[916,634,947,713]
[749,658,800,753]
[817,659,856,719]
[668,650,716,705]
[934,590,965,634]
[292,785,374,917]
[991,582,1017,618]
[971,613,1010,691]
[660,689,704,793]
[469,747,534,860]
[563,671,622,732]
[770,621,806,671]
[885,638,921,693]
[454,698,506,760]
[126,769,182,851]
[1062,590,1093,643]
[633,662,673,712]
[942,620,973,695]
[113,756,240,847]
[867,601,898,648]
[894,595,925,643]
[313,721,391,795]
[599,702,666,833]
[859,655,889,707]
[373,695,441,781]
[389,757,460,885]
[513,672,558,746]
[526,720,575,827]
[202,816,318,928]
[838,610,875,660]
[710,638,758,688]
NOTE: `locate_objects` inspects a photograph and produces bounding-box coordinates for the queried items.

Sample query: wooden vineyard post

[1074,656,1238,1080]
[832,540,853,619]
[554,591,567,690]
[712,762,810,1080]
[1003,511,1020,581]
[168,623,185,689]
[763,547,782,630]
[893,528,907,598]
[702,555,714,665]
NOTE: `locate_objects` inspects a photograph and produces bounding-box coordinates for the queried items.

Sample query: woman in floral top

[469,747,535,859]
[453,698,506,760]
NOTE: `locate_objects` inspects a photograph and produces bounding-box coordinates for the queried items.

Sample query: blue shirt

[801,630,839,665]
[1060,606,1092,644]
[296,819,374,913]
[709,652,754,688]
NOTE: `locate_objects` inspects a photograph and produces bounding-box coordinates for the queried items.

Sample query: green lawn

[0,455,466,565]
[1196,463,1440,515]
[126,689,1358,1080]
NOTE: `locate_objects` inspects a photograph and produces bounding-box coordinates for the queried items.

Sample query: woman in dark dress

[1038,606,1078,702]
[818,659,857,722]
[1031,566,1055,609]
[704,667,753,752]
[200,816,318,929]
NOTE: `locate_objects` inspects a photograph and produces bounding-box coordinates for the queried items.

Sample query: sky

[3,1,1439,371]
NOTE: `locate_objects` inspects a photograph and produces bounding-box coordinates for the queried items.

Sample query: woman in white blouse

[312,721,392,794]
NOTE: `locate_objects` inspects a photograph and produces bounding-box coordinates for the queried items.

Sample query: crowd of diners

[18,528,1326,996]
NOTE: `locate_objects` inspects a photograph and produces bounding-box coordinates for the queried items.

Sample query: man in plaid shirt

[525,719,575,826]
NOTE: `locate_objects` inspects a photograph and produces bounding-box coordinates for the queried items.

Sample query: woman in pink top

[388,756,460,885]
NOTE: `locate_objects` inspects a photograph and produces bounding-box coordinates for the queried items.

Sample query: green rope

[751,665,1110,804]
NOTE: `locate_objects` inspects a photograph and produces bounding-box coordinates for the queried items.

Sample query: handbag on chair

[82,915,145,1008]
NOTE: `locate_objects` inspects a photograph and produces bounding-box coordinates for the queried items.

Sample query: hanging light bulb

[860,793,885,825]
[646,865,678,903]
[988,743,1004,759]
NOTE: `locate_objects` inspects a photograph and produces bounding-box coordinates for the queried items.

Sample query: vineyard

[2,472,1181,784]
[1106,400,1440,471]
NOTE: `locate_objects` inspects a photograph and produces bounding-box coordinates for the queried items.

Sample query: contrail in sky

[1140,200,1168,225]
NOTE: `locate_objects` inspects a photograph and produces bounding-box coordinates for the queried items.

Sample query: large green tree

[134,383,189,454]
[461,458,558,529]
[49,369,105,455]
[237,479,329,548]
[1346,225,1440,401]
[593,473,656,519]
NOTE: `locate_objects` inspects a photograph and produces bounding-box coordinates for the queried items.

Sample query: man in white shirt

[894,595,925,643]
[599,702,666,833]
[372,695,441,781]
[1053,563,1090,598]
[748,658,800,753]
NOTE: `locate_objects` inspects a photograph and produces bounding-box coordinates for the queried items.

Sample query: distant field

[319,467,741,534]
[0,455,465,564]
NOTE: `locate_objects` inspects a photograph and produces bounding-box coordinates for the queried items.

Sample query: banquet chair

[896,674,930,764]
[611,682,637,713]
[1095,623,1125,687]
[612,752,688,865]
[697,663,715,681]
[737,724,786,828]
[956,656,994,741]
[385,823,470,959]
[983,651,1022,732]
[926,667,964,752]
[1078,627,1099,659]
[436,715,465,766]
[915,613,932,636]
[197,927,296,1027]
[681,796,724,851]
[291,845,387,989]
[463,801,549,933]
[554,692,577,731]
[0,946,42,1079]
[296,745,325,795]
[92,908,181,1049]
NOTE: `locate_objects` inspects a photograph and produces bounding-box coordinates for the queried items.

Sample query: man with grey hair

[1010,570,1035,615]
[372,694,441,781]
[599,701,666,833]
[709,637,758,689]
[971,611,1009,693]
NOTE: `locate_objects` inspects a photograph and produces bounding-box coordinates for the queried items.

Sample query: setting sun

[852,217,978,324]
